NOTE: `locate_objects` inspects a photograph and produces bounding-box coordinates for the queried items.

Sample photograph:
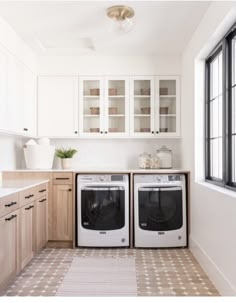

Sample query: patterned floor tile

[0,247,220,296]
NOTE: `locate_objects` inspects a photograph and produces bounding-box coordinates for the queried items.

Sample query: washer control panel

[135,174,183,184]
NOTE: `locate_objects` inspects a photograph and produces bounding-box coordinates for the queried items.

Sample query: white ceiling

[0,1,211,56]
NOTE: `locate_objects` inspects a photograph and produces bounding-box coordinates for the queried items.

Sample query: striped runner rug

[56,257,138,296]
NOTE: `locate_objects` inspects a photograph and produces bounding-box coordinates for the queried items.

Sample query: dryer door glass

[81,186,125,230]
[138,186,183,231]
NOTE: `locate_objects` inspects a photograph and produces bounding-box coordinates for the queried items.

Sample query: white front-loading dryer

[77,174,129,247]
[134,174,187,248]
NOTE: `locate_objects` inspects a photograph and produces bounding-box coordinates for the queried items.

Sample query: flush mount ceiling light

[106,5,135,34]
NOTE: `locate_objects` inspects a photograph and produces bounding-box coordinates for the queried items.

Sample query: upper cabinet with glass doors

[130,76,155,137]
[79,76,129,137]
[130,76,180,138]
[156,76,180,137]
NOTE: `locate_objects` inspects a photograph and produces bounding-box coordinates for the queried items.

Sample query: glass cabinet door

[104,77,129,136]
[157,76,180,136]
[130,77,154,136]
[79,77,103,136]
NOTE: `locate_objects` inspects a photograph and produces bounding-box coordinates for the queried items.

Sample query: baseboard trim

[189,235,236,296]
[47,241,73,248]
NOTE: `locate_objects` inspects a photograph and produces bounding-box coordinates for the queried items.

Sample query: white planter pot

[61,158,72,169]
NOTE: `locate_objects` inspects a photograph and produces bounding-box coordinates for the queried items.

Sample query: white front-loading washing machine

[134,174,187,248]
[77,174,129,247]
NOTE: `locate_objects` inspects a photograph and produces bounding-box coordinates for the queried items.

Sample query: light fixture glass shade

[110,17,134,34]
[107,5,135,34]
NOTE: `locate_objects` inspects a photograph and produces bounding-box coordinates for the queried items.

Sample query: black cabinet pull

[68,189,72,192]
[30,205,34,209]
[100,131,103,134]
[55,177,70,180]
[25,206,31,210]
[39,198,46,203]
[5,201,17,207]
[105,131,108,134]
[151,131,154,134]
[5,214,17,221]
[25,195,31,199]
[156,131,159,134]
[74,131,78,134]
[39,189,46,193]
[23,128,28,131]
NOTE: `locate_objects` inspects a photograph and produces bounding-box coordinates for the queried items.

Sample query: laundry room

[0,0,236,300]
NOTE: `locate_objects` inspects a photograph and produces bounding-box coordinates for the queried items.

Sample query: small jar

[138,152,151,169]
[156,146,172,168]
[150,154,160,169]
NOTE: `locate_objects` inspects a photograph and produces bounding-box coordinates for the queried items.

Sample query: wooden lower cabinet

[0,210,19,290]
[20,202,34,269]
[35,196,48,251]
[52,184,72,241]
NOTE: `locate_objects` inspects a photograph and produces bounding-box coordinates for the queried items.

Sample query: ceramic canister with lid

[156,146,172,168]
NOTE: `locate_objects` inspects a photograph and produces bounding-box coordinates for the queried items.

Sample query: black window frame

[205,22,236,191]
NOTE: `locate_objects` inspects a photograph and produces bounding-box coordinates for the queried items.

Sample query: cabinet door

[35,197,47,252]
[38,76,78,137]
[104,76,129,137]
[0,210,19,289]
[130,76,155,138]
[7,56,24,133]
[52,184,72,241]
[156,76,180,137]
[22,68,37,136]
[20,203,34,269]
[79,76,104,137]
[0,46,8,130]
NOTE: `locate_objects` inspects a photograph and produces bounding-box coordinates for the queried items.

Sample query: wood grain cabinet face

[52,184,72,241]
[35,196,48,252]
[19,202,34,269]
[0,210,19,289]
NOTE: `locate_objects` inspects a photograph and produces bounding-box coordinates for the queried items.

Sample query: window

[205,24,236,189]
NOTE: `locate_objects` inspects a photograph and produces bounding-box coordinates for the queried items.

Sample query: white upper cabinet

[7,56,24,133]
[38,76,78,137]
[22,68,37,136]
[79,76,129,137]
[7,55,37,136]
[0,46,8,130]
[156,76,180,137]
[130,76,155,138]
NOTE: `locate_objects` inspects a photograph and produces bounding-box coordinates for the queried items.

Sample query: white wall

[19,138,182,170]
[0,135,23,171]
[182,1,236,295]
[38,54,181,76]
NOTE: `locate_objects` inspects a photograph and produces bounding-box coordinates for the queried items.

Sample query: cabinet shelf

[134,95,150,98]
[83,95,100,98]
[159,114,176,117]
[109,114,125,117]
[134,114,151,117]
[108,95,125,98]
[84,114,100,117]
[160,95,176,98]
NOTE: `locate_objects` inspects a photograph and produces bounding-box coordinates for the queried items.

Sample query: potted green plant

[55,147,78,169]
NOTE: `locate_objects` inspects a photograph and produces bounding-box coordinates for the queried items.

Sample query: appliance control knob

[99,176,105,181]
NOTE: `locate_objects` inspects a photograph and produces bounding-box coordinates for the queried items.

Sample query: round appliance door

[81,186,125,230]
[138,186,183,231]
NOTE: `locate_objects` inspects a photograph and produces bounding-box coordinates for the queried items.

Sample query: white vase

[61,158,72,169]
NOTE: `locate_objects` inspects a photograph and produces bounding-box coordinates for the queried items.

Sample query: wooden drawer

[0,193,19,218]
[36,183,48,199]
[19,187,37,208]
[52,173,72,185]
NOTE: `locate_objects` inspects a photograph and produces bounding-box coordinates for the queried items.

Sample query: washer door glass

[138,186,183,231]
[81,186,125,230]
